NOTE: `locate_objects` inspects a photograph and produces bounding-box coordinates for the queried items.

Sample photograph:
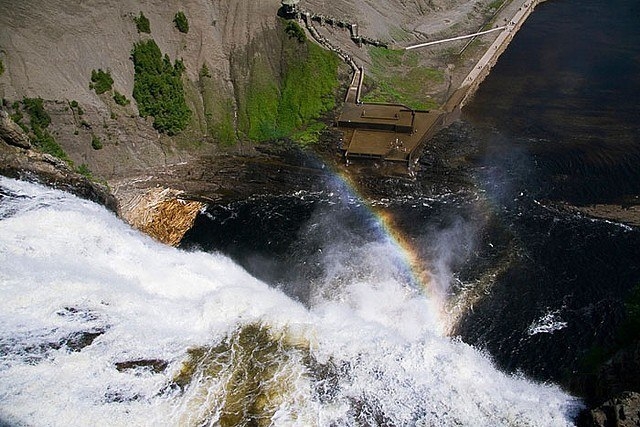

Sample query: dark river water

[181,0,640,399]
[458,0,640,385]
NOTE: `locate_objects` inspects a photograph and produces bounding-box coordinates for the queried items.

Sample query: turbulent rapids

[0,177,581,426]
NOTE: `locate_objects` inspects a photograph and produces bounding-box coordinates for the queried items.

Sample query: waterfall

[0,177,581,426]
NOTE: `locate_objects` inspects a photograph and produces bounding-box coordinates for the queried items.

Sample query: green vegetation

[276,42,339,140]
[487,0,506,11]
[134,12,151,33]
[241,60,280,141]
[20,98,70,162]
[33,128,68,160]
[370,46,412,68]
[199,63,211,79]
[10,101,24,126]
[131,39,191,135]
[198,61,237,146]
[113,90,130,106]
[173,11,189,33]
[90,69,114,95]
[388,26,413,43]
[284,21,306,43]
[69,100,84,115]
[0,59,4,76]
[237,25,339,144]
[23,97,51,129]
[91,134,103,150]
[362,46,444,110]
[76,163,93,178]
[211,99,236,146]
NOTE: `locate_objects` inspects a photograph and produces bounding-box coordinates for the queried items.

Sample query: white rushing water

[0,177,581,426]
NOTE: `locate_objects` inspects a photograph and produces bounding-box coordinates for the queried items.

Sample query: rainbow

[328,169,448,320]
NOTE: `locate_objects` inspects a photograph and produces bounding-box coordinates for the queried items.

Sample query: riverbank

[454,0,548,109]
[332,0,548,164]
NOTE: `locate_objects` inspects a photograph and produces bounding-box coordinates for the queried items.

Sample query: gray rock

[0,109,31,149]
[0,127,118,213]
[581,392,640,427]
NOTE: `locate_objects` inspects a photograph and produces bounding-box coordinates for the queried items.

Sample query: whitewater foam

[0,177,581,426]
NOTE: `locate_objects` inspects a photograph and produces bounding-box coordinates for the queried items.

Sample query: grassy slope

[238,22,340,144]
[362,47,444,110]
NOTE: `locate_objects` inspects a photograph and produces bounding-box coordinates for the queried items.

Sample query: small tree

[90,69,114,94]
[91,134,103,150]
[174,11,189,33]
[23,97,51,129]
[113,90,130,106]
[131,39,191,135]
[285,21,306,43]
[199,63,211,79]
[134,12,151,33]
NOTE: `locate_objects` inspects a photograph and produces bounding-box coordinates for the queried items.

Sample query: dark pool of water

[181,0,640,397]
[457,0,640,385]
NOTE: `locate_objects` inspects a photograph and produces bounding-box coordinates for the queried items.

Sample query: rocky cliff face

[0,110,118,211]
[0,0,274,105]
[0,0,283,182]
[0,0,498,181]
[579,392,640,427]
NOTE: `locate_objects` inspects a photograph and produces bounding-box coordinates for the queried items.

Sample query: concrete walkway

[344,67,364,103]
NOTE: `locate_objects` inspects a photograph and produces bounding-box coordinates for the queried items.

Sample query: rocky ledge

[0,109,117,213]
[578,392,640,427]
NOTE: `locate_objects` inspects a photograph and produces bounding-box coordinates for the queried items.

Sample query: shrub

[76,163,93,178]
[285,21,306,43]
[10,109,23,125]
[113,90,130,106]
[91,134,103,150]
[134,12,151,33]
[174,11,189,33]
[199,63,211,79]
[70,100,84,115]
[90,69,114,94]
[20,98,69,161]
[33,127,69,160]
[131,39,191,135]
[23,97,51,129]
[0,59,4,76]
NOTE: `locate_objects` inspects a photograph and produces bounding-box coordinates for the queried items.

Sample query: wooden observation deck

[337,104,443,163]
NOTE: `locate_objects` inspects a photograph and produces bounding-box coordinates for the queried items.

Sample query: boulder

[0,109,31,149]
[579,391,640,427]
